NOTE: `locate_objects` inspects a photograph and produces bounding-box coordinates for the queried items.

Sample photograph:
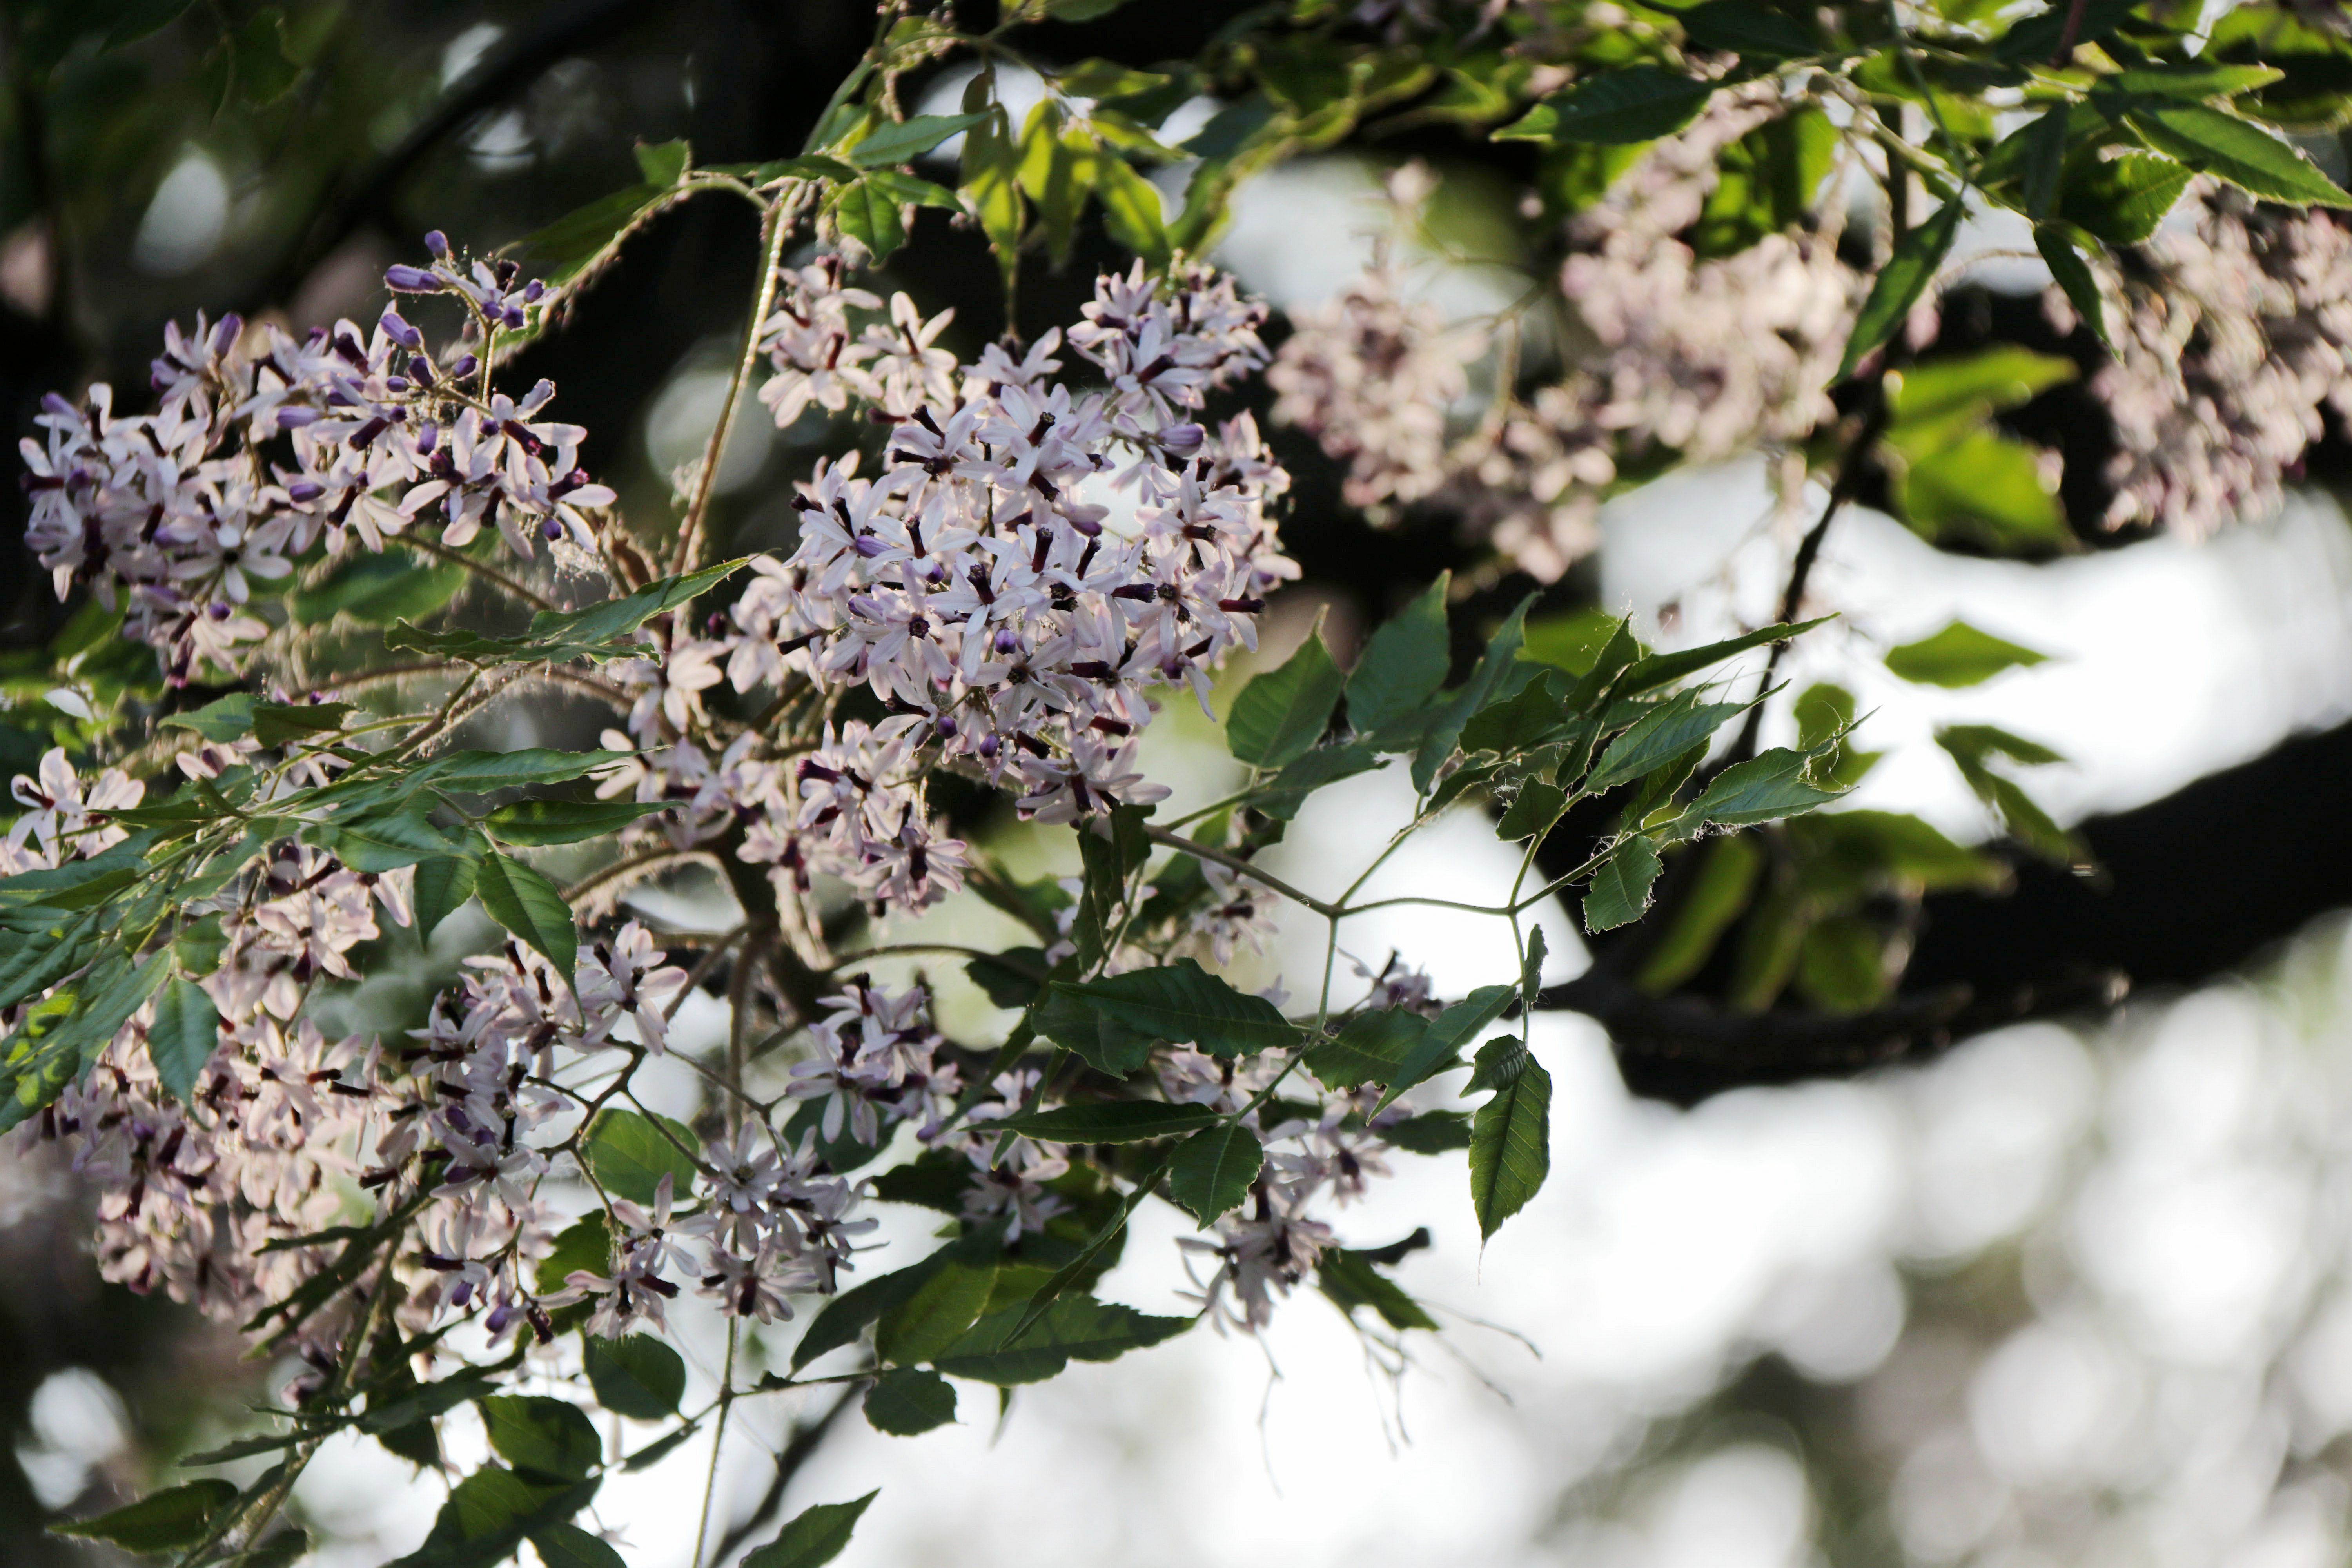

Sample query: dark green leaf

[2059,151,2193,244]
[988,1101,1224,1142]
[318,804,463,873]
[0,951,169,1134]
[965,947,1049,1009]
[413,857,477,942]
[792,1256,946,1372]
[1383,1110,1474,1152]
[933,1295,1191,1385]
[535,1214,614,1296]
[580,1109,697,1207]
[1891,428,2069,550]
[161,693,257,742]
[2127,103,2352,206]
[1346,575,1451,739]
[1677,0,1817,58]
[633,139,691,187]
[1885,621,2050,686]
[1469,1058,1552,1240]
[1302,1009,1429,1090]
[1615,617,1831,698]
[227,8,300,108]
[523,561,751,653]
[147,976,218,1102]
[481,1397,601,1484]
[584,1335,686,1421]
[1634,835,1765,991]
[411,750,634,794]
[1228,618,1345,768]
[741,1493,878,1568]
[1415,594,1537,793]
[50,1479,239,1552]
[1165,1123,1264,1225]
[1497,67,1715,145]
[1372,984,1515,1113]
[1685,747,1846,828]
[1254,741,1384,820]
[1031,986,1154,1077]
[527,1521,628,1568]
[517,183,671,288]
[387,1468,598,1568]
[1495,779,1568,842]
[1046,0,1134,16]
[1521,609,1628,675]
[1092,152,1170,267]
[1840,198,1963,379]
[1583,692,1748,793]
[474,853,576,978]
[1318,1249,1438,1330]
[1054,960,1296,1058]
[483,799,667,847]
[1584,837,1664,931]
[875,1263,998,1365]
[2035,221,2111,348]
[864,1369,958,1436]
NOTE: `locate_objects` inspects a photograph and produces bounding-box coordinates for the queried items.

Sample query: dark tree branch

[1540,964,2128,1106]
[242,0,651,312]
[705,1385,860,1567]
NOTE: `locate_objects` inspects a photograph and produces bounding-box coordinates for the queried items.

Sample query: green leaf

[1318,1248,1438,1330]
[1347,575,1452,739]
[527,1521,629,1568]
[965,947,1049,1009]
[1384,1110,1473,1152]
[1047,0,1134,16]
[741,1493,878,1568]
[933,1296,1192,1385]
[846,111,989,167]
[1615,617,1830,698]
[1675,0,1817,58]
[410,750,632,795]
[1469,1057,1552,1240]
[1685,747,1846,828]
[988,1101,1224,1142]
[1520,924,1549,1016]
[535,1213,613,1296]
[388,1468,599,1568]
[1165,1123,1264,1225]
[160,693,258,742]
[792,1256,946,1372]
[522,561,751,654]
[1891,429,2068,551]
[875,1263,998,1365]
[1584,837,1664,932]
[481,1397,601,1484]
[1416,593,1536,794]
[1496,66,1715,145]
[248,701,352,749]
[1840,198,1963,379]
[962,104,1025,274]
[1031,986,1154,1078]
[1372,984,1516,1114]
[291,549,466,626]
[50,1479,239,1552]
[1253,741,1383,821]
[474,853,576,978]
[2126,103,2352,206]
[1885,621,2051,686]
[1519,608,1623,675]
[1228,616,1344,768]
[1886,348,2076,429]
[864,1369,958,1436]
[1583,692,1748,794]
[517,184,672,289]
[2058,151,2193,245]
[2035,221,2111,348]
[317,804,463,873]
[584,1335,686,1421]
[412,856,477,942]
[1020,106,1096,269]
[147,976,219,1102]
[580,1109,697,1207]
[1936,725,2086,866]
[1053,960,1296,1058]
[1091,152,1170,267]
[632,139,690,186]
[0,951,170,1134]
[1302,1009,1429,1090]
[483,799,667,847]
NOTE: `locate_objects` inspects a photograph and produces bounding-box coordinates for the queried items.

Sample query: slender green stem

[672,191,799,577]
[691,1319,740,1568]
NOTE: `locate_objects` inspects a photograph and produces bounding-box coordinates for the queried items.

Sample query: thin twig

[705,1387,860,1566]
[671,190,801,577]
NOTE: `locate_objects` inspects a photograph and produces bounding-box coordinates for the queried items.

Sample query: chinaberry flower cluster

[17,233,613,682]
[597,256,1295,924]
